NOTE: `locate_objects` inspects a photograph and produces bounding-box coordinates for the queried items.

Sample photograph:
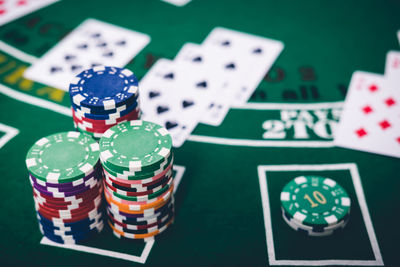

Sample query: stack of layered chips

[69,66,141,140]
[280,175,351,237]
[99,120,175,240]
[25,132,104,244]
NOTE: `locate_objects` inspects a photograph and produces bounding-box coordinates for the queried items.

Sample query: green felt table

[0,0,399,266]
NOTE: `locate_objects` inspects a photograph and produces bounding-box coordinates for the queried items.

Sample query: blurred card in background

[0,0,59,26]
[24,18,150,91]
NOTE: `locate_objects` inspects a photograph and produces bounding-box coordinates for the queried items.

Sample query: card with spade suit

[140,58,222,147]
[24,18,150,91]
[201,27,284,105]
[174,27,284,125]
[174,42,245,126]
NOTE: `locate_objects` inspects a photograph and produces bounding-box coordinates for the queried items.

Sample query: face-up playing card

[24,18,150,91]
[0,0,59,26]
[174,43,244,126]
[384,50,400,90]
[202,27,284,104]
[140,59,221,147]
[334,71,400,158]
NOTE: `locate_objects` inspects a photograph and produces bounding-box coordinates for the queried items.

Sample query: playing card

[160,0,191,7]
[384,50,400,90]
[0,0,59,26]
[334,71,400,158]
[24,18,150,91]
[140,58,221,147]
[202,27,284,104]
[174,43,243,126]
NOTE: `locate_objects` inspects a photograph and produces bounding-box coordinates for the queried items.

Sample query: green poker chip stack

[25,131,105,244]
[280,175,351,237]
[99,120,175,240]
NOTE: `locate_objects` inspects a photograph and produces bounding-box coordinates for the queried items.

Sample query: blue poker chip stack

[69,66,141,140]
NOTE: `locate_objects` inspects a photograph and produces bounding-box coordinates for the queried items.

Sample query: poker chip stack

[99,120,175,240]
[69,66,141,140]
[25,132,104,244]
[280,175,351,237]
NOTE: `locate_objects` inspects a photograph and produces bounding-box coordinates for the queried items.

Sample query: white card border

[257,163,383,266]
[40,165,186,264]
[0,123,19,148]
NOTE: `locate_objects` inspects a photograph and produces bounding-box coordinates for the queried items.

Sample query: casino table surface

[0,0,399,266]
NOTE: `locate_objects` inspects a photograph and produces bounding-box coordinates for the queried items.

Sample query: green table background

[0,0,399,266]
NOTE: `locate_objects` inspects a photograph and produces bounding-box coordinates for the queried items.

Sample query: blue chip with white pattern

[69,66,139,111]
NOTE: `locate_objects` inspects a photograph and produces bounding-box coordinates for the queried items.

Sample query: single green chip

[280,175,351,226]
[25,131,100,183]
[101,153,173,180]
[99,120,172,173]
